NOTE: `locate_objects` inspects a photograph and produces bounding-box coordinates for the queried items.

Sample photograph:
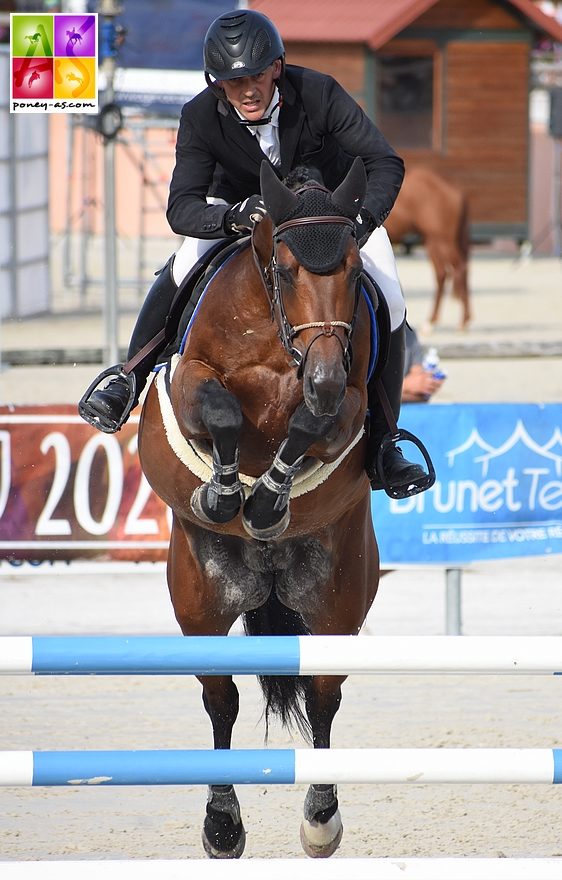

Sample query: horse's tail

[243,593,312,743]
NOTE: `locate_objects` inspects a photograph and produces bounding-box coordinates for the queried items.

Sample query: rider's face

[219,60,281,122]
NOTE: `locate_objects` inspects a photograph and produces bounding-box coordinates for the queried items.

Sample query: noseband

[252,200,360,378]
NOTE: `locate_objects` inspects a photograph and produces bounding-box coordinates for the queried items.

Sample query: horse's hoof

[190,484,243,525]
[202,814,246,859]
[300,811,343,858]
[241,505,291,541]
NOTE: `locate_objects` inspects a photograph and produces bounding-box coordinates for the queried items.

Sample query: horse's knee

[200,380,243,437]
[288,402,337,450]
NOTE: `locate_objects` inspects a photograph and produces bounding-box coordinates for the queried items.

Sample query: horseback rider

[79,8,427,495]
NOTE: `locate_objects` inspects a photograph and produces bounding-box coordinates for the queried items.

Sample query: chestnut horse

[385,166,471,330]
[138,159,379,859]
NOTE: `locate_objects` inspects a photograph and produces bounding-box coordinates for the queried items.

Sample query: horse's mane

[277,166,356,274]
[283,165,325,192]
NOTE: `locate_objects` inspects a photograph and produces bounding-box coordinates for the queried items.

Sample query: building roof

[249,0,562,48]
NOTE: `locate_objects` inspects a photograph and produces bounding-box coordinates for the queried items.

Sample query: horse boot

[79,257,178,433]
[365,319,431,497]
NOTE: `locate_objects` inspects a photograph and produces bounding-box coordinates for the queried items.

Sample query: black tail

[243,592,312,742]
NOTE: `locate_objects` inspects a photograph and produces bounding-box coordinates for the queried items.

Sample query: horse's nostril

[304,369,346,417]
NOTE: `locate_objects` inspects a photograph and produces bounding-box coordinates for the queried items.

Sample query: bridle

[252,190,361,378]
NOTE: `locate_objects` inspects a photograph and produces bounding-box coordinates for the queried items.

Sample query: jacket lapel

[218,102,267,168]
[279,76,305,178]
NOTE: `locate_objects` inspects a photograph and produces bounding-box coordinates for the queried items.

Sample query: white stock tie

[256,122,280,167]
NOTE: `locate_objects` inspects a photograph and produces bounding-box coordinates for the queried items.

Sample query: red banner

[0,406,169,561]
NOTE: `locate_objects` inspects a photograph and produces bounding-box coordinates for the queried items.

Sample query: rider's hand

[224,196,267,233]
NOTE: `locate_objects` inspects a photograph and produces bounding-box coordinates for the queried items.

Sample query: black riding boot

[79,257,177,433]
[366,319,428,494]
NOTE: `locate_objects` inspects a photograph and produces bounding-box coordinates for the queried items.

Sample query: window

[377,54,436,150]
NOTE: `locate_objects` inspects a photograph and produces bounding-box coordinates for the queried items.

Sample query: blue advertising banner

[372,403,562,565]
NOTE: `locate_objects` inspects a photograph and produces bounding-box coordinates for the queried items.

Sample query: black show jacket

[166,64,404,240]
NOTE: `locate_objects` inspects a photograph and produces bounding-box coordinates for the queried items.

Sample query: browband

[273,215,355,237]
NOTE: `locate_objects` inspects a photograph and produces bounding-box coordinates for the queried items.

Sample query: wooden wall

[284,42,366,101]
[284,0,533,238]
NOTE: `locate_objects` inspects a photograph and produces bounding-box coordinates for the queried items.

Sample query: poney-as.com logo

[10,12,98,113]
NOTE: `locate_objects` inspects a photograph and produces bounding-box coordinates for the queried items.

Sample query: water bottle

[422,347,447,380]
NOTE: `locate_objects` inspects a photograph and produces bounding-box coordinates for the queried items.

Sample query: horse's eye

[277,267,295,288]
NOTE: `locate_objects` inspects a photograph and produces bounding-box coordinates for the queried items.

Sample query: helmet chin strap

[234,94,283,127]
[205,71,283,127]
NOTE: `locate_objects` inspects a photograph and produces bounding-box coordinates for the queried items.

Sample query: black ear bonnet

[276,186,356,274]
[260,158,367,274]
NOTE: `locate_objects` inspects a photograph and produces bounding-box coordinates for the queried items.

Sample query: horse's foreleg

[189,379,245,525]
[200,675,246,859]
[300,675,346,858]
[242,402,337,540]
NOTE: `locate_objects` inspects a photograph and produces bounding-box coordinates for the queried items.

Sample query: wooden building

[250,0,562,241]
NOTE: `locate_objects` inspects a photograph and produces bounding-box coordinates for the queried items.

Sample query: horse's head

[254,159,367,418]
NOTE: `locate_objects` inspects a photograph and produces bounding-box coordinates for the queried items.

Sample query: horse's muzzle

[303,362,347,417]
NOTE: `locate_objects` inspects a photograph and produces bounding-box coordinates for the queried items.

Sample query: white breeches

[172,224,405,332]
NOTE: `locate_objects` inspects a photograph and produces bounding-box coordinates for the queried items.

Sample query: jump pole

[2,635,562,675]
[3,859,562,880]
[2,748,562,786]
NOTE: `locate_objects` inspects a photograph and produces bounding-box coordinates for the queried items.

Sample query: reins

[252,210,360,377]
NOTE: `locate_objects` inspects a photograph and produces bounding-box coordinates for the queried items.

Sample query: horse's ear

[260,161,298,225]
[331,157,367,216]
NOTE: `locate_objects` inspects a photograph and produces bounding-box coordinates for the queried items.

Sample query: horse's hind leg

[300,675,346,858]
[189,379,245,525]
[200,675,246,859]
[168,524,246,858]
[453,258,471,330]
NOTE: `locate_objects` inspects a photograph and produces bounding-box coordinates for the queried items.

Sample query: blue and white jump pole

[2,635,562,675]
[2,748,562,787]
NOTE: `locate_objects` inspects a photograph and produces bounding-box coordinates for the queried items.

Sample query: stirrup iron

[78,365,137,434]
[376,428,436,499]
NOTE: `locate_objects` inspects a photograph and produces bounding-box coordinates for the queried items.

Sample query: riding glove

[354,207,377,248]
[224,195,267,233]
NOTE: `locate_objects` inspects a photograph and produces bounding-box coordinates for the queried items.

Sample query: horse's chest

[228,367,302,435]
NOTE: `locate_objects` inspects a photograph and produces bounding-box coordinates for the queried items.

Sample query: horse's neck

[182,259,276,362]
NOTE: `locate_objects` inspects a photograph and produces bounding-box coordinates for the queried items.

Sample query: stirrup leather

[376,428,436,500]
[78,365,137,434]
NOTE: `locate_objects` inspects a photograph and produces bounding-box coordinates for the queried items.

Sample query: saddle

[160,236,251,362]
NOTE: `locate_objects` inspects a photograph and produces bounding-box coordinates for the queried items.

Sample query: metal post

[98,0,123,365]
[445,568,462,635]
[553,139,561,259]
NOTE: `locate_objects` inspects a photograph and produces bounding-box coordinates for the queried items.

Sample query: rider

[79,8,427,495]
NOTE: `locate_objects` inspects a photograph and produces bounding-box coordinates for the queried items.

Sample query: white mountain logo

[447,420,562,477]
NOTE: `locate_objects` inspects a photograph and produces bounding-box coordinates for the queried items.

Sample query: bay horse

[384,166,471,330]
[137,158,379,859]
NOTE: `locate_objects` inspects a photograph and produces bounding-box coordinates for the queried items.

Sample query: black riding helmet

[204,9,285,83]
